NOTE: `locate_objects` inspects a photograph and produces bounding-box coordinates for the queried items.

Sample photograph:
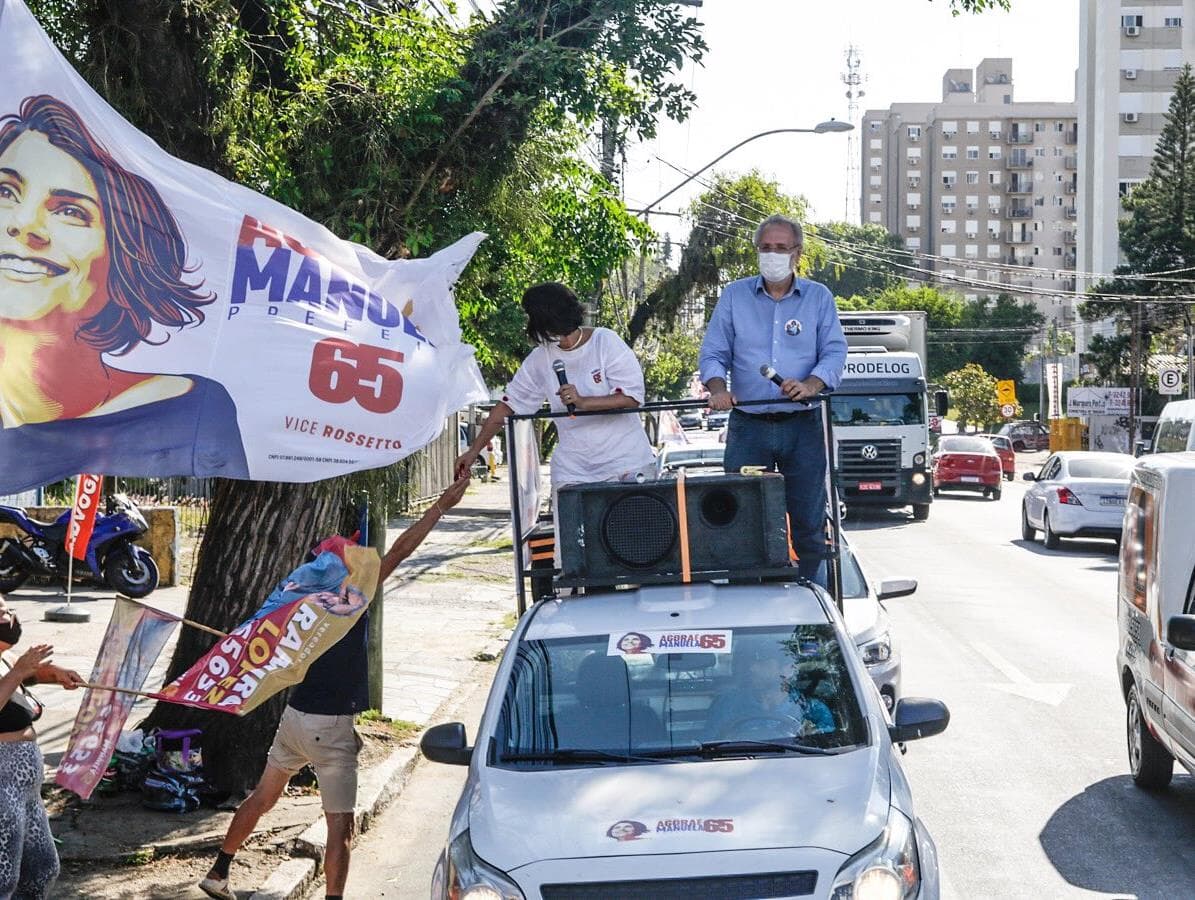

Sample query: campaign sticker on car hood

[606,817,736,843]
[607,629,733,656]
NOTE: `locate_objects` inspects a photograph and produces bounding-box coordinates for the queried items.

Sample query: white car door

[1026,456,1059,527]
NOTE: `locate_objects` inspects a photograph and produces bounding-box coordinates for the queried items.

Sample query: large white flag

[0,0,488,492]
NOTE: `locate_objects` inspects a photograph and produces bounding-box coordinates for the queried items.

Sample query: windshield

[939,437,992,453]
[840,546,867,599]
[492,625,867,767]
[1067,457,1133,479]
[831,393,923,427]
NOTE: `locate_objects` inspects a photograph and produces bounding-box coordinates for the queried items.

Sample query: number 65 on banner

[308,338,405,413]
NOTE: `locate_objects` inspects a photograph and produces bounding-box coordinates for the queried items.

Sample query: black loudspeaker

[556,474,790,584]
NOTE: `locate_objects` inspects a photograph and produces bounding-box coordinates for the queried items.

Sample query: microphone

[552,360,575,414]
[760,364,785,388]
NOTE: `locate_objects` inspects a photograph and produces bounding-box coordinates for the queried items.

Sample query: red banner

[66,473,103,561]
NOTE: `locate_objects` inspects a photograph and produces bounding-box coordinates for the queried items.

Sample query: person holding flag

[198,472,470,900]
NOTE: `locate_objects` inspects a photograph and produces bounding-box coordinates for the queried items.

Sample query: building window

[942,120,958,137]
[988,146,1002,159]
[967,120,980,134]
[989,171,1002,185]
[1119,180,1142,197]
[966,171,980,185]
[1055,121,1065,132]
[1121,14,1143,27]
[869,138,883,150]
[869,175,882,187]
[1034,122,1045,132]
[907,148,922,162]
[907,125,921,140]
[988,198,1001,213]
[941,220,957,234]
[1165,16,1182,27]
[1054,147,1064,157]
[869,211,882,222]
[943,146,958,159]
[965,222,979,237]
[965,195,979,211]
[941,245,957,258]
[869,120,882,131]
[1053,246,1063,255]
[870,156,883,169]
[1034,147,1046,157]
[966,146,980,160]
[906,215,921,228]
[870,192,882,203]
[907,237,921,250]
[989,121,1002,138]
[907,192,921,206]
[987,244,1001,258]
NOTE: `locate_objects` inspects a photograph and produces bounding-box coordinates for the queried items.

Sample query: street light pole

[639,120,854,214]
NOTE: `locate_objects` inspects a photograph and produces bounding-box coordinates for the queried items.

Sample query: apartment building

[1078,1,1195,291]
[861,59,1078,319]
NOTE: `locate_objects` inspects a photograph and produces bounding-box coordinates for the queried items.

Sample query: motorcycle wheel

[103,546,159,598]
[0,561,28,593]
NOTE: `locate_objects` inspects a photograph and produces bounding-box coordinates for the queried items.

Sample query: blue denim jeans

[723,408,827,585]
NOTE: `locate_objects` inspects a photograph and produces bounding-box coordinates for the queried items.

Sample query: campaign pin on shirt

[784,318,802,336]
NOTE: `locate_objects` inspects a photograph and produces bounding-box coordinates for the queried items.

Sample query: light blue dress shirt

[699,275,848,413]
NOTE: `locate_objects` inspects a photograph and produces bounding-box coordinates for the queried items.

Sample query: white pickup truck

[1117,451,1195,788]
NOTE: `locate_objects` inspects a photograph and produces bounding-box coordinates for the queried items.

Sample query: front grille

[541,870,818,899]
[837,439,902,491]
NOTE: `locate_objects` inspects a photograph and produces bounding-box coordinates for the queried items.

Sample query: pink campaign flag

[56,598,178,799]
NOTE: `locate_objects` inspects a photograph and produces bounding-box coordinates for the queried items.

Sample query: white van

[1116,451,1195,788]
[1148,398,1195,453]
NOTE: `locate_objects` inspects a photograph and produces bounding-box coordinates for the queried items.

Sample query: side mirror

[420,722,472,766]
[934,390,949,417]
[1167,615,1195,652]
[888,697,950,743]
[1134,440,1148,458]
[1022,472,1036,481]
[877,577,918,600]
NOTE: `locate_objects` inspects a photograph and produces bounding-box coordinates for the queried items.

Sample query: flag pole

[118,595,228,639]
[79,681,156,698]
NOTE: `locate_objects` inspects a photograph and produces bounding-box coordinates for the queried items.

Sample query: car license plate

[858,481,882,491]
[961,476,981,483]
[1100,496,1124,507]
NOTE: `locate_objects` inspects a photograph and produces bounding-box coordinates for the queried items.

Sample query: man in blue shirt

[699,214,847,583]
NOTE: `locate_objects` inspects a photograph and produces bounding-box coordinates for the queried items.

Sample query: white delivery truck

[834,312,947,521]
[1117,451,1195,788]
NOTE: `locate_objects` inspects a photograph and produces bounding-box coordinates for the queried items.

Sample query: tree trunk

[140,478,351,794]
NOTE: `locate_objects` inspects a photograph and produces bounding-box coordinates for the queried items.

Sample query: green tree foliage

[933,294,1044,381]
[639,326,702,399]
[837,284,964,330]
[807,222,906,299]
[944,363,1005,432]
[627,171,810,343]
[1081,65,1195,375]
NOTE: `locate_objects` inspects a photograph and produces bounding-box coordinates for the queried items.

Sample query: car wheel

[1042,511,1061,549]
[992,487,1002,501]
[1005,471,1014,482]
[1013,440,1025,452]
[933,487,940,497]
[1127,684,1174,790]
[912,504,930,521]
[1021,503,1035,541]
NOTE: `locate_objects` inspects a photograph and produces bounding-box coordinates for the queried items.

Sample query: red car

[997,420,1051,452]
[932,435,1004,500]
[977,434,1016,481]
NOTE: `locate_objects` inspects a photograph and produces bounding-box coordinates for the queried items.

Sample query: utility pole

[1187,305,1194,399]
[1129,300,1141,450]
[842,45,864,224]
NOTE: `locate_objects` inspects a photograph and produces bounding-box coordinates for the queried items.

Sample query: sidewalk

[3,473,517,899]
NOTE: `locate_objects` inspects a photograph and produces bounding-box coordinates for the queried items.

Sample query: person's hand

[556,383,581,410]
[783,377,824,402]
[48,666,85,690]
[12,644,52,680]
[436,473,470,513]
[453,452,477,481]
[708,388,735,412]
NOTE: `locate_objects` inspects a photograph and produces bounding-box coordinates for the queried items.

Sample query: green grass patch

[355,710,421,740]
[121,848,155,867]
[470,536,514,552]
[500,611,519,630]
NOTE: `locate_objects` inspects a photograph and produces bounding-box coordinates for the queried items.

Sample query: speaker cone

[601,492,677,568]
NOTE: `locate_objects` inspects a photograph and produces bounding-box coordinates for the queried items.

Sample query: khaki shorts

[266,706,362,813]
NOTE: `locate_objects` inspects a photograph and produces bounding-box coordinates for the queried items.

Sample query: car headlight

[433,830,523,900]
[858,632,892,666]
[913,452,926,467]
[831,808,920,900]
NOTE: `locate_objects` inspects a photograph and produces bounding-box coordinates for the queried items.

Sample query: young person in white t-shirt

[455,282,656,515]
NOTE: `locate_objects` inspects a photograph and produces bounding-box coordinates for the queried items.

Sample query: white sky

[621,0,1080,239]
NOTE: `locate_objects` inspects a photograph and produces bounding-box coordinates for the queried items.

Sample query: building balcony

[1005,182,1033,194]
[1063,253,1077,267]
[1064,128,1078,145]
[1064,182,1077,194]
[1064,206,1078,219]
[1006,254,1035,266]
[1005,230,1032,244]
[1063,230,1076,244]
[1064,155,1078,170]
[1006,206,1033,218]
[1005,157,1033,169]
[1060,277,1077,291]
[1007,132,1034,144]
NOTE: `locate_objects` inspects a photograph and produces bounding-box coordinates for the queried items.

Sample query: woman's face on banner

[0,131,109,324]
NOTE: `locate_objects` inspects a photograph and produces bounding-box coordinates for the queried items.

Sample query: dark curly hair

[0,95,211,355]
[522,281,584,345]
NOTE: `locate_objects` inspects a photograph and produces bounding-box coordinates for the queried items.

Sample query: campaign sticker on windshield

[608,630,733,656]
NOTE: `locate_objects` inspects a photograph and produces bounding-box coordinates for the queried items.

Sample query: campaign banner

[65,473,102,560]
[1067,386,1132,418]
[0,0,488,494]
[153,544,379,716]
[56,598,178,799]
[656,410,688,445]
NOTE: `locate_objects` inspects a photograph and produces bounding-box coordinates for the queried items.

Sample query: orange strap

[527,537,554,549]
[676,469,691,583]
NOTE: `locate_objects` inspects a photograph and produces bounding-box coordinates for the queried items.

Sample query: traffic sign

[996,380,1017,405]
[1000,403,1016,418]
[1158,368,1184,395]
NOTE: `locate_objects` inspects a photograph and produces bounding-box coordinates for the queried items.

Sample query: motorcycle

[0,493,159,598]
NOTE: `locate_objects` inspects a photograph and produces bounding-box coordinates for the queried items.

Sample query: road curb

[246,640,509,900]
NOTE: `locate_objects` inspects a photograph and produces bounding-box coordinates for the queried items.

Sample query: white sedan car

[841,540,917,712]
[1020,451,1134,549]
[655,442,725,477]
[422,580,947,900]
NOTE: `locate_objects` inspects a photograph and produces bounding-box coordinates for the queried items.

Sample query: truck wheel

[912,504,930,521]
[103,546,159,598]
[1127,684,1173,790]
[1042,511,1061,549]
[1020,504,1035,541]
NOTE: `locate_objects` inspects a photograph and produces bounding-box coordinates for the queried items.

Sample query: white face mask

[758,251,794,283]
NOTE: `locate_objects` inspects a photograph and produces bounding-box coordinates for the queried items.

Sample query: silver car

[841,540,916,711]
[1021,451,1134,549]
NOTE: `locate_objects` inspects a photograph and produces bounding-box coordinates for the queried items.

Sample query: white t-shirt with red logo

[503,327,656,486]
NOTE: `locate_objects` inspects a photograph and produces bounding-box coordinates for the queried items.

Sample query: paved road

[845,473,1195,899]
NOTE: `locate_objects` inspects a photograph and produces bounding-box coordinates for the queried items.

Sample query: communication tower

[842,45,864,224]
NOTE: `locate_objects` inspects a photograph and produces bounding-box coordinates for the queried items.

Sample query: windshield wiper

[499,748,673,765]
[648,739,849,759]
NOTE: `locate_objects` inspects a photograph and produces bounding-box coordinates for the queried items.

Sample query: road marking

[973,640,1072,706]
